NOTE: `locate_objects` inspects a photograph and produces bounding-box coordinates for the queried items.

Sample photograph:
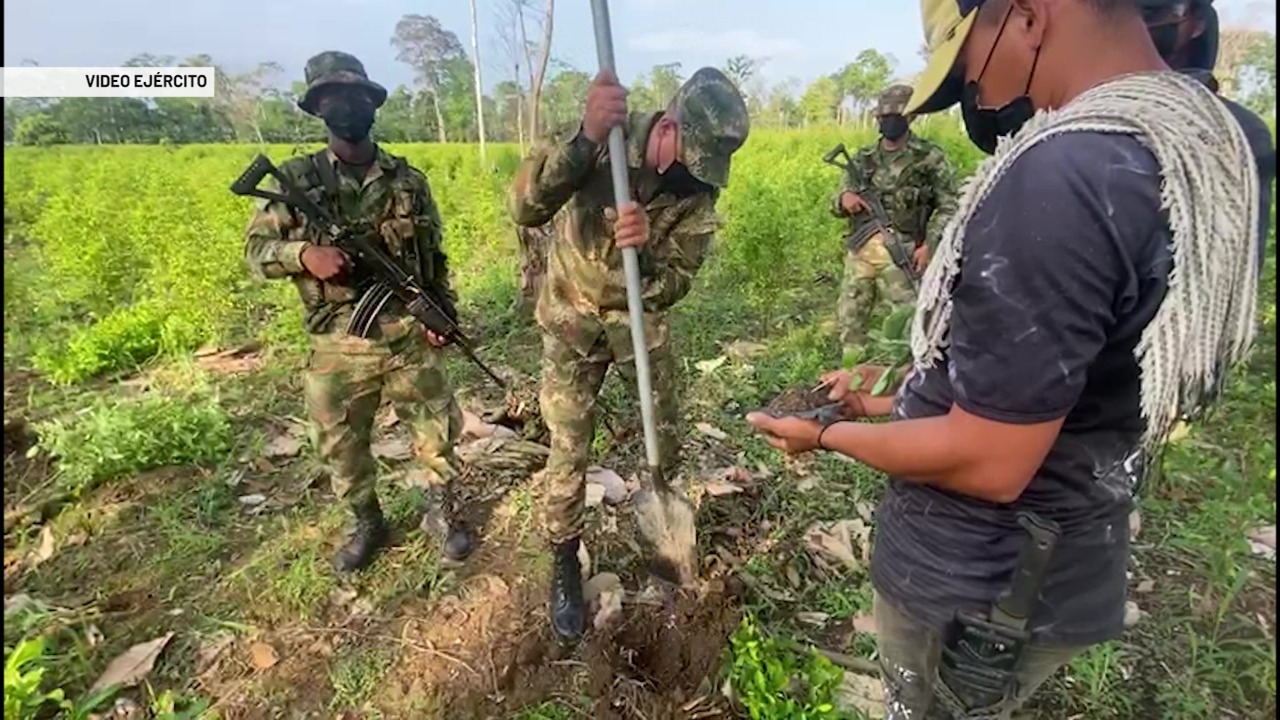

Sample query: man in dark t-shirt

[1140,0,1275,265]
[747,0,1255,717]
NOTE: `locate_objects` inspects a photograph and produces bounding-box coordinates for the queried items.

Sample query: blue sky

[3,0,1272,94]
[1,0,926,92]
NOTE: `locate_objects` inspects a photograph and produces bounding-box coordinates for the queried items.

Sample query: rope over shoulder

[910,71,1260,451]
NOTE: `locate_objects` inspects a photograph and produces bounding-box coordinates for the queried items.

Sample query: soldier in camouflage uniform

[510,67,749,644]
[833,84,957,365]
[244,51,473,574]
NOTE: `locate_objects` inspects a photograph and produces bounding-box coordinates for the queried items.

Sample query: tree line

[4,7,1274,149]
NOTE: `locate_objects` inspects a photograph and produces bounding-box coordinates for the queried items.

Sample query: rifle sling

[310,150,341,215]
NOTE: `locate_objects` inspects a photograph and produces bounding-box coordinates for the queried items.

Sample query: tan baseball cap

[906,0,986,115]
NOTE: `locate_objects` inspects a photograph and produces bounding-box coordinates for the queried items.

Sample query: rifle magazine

[346,282,396,338]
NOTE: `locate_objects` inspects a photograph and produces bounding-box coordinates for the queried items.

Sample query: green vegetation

[3,124,1273,718]
[727,615,850,719]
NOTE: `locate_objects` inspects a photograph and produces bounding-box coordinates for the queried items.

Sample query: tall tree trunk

[469,0,488,164]
[252,102,265,145]
[518,1,536,142]
[528,0,554,141]
[515,63,526,154]
[431,91,448,143]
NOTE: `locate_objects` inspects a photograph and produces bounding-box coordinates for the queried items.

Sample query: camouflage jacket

[830,132,957,250]
[509,112,721,361]
[243,146,453,335]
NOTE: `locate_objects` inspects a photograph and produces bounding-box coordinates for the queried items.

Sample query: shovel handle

[590,0,661,472]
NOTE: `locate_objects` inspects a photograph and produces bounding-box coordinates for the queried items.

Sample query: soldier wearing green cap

[244,51,473,574]
[833,83,957,366]
[510,66,749,644]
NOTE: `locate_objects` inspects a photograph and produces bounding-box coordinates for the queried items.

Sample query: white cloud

[627,28,804,60]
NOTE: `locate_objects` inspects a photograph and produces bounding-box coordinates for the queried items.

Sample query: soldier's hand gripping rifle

[231,153,506,389]
[822,143,920,293]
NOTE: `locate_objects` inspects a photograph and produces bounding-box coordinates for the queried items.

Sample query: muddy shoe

[440,522,475,563]
[333,504,389,573]
[419,505,474,564]
[549,537,585,645]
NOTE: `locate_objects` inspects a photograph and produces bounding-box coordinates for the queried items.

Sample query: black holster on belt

[928,613,1031,719]
[926,513,1061,719]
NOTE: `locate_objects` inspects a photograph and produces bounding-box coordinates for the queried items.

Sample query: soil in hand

[762,385,840,416]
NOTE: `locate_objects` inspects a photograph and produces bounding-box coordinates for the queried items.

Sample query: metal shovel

[588,0,697,587]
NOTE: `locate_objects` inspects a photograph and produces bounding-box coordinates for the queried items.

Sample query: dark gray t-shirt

[870,132,1173,647]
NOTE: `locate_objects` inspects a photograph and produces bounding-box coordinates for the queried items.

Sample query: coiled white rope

[910,71,1259,450]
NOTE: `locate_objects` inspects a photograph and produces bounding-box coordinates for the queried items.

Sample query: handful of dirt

[765,385,833,414]
[760,385,846,425]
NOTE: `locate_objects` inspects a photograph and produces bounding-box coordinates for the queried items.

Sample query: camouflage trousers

[538,331,680,545]
[303,316,463,513]
[837,235,916,365]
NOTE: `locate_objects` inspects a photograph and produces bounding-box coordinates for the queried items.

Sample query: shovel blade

[632,478,697,587]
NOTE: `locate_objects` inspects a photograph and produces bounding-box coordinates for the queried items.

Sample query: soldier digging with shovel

[509,14,749,642]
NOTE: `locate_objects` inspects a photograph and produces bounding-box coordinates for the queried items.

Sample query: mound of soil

[3,417,50,501]
[446,577,745,720]
[588,578,742,696]
[3,418,32,465]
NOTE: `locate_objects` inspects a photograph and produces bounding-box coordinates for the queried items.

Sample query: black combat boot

[333,501,389,573]
[549,537,585,645]
[419,486,474,564]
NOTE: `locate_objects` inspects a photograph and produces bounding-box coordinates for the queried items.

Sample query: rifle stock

[822,143,851,170]
[231,153,506,389]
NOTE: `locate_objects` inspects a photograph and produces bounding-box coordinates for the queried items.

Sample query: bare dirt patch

[407,573,744,720]
[352,477,760,719]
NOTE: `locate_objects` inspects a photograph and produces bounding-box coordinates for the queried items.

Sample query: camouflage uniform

[243,53,466,561]
[833,85,957,364]
[510,68,750,546]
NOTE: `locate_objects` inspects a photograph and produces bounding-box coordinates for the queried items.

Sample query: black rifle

[927,512,1061,718]
[231,153,505,389]
[821,143,920,292]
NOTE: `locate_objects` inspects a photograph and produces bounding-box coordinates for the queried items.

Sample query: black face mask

[878,115,910,141]
[656,161,711,198]
[1149,21,1183,58]
[320,98,376,143]
[960,6,1042,155]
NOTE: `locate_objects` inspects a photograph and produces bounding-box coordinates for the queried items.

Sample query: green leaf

[880,304,913,341]
[871,369,894,396]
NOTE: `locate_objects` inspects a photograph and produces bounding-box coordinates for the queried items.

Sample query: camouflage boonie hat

[298,51,388,116]
[875,84,914,116]
[670,67,750,188]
